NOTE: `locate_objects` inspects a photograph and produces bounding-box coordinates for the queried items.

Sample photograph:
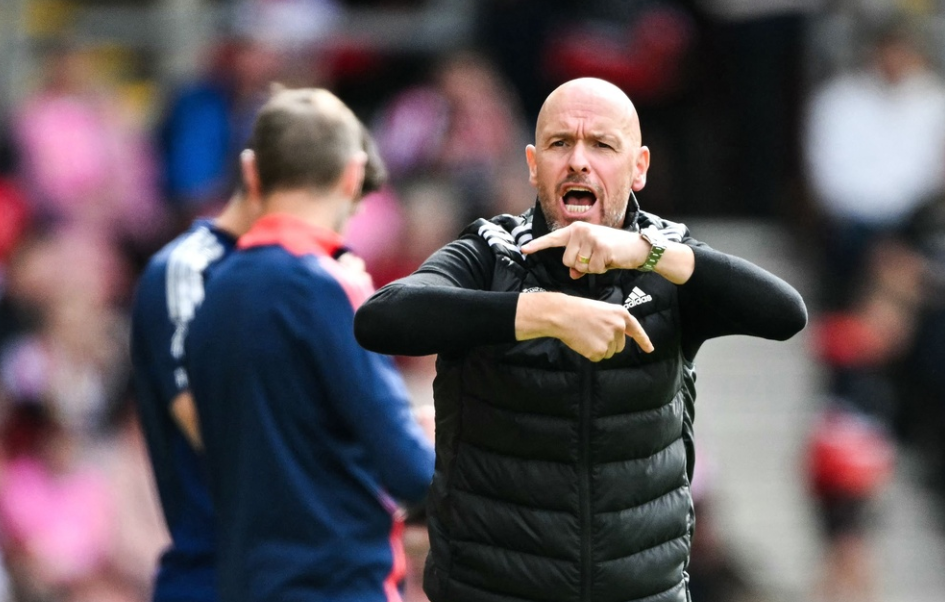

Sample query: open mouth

[562,186,597,215]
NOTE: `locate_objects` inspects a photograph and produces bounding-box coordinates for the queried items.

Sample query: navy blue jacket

[131,219,235,602]
[186,214,434,602]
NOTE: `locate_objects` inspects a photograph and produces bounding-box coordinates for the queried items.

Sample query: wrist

[515,292,566,341]
[637,226,668,272]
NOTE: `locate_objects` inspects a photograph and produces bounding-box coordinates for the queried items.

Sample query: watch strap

[637,227,667,272]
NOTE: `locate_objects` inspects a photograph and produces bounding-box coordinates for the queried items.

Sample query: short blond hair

[249,87,368,195]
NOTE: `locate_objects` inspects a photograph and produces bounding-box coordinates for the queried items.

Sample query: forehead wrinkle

[536,85,640,146]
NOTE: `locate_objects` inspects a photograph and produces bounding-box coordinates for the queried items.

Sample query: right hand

[516,293,654,362]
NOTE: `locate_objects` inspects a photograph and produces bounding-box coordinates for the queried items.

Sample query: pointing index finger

[521,228,570,254]
[624,313,654,353]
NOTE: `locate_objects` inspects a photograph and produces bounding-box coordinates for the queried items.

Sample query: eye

[595,141,613,150]
[551,140,567,148]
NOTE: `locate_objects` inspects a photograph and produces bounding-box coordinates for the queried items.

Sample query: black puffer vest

[424,203,697,602]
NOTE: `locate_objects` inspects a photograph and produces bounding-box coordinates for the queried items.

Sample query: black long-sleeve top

[355,226,808,362]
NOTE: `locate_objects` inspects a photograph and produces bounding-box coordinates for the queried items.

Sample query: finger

[521,228,571,254]
[575,244,594,269]
[605,338,617,360]
[624,314,654,353]
[587,252,607,274]
[569,267,586,280]
[615,333,627,355]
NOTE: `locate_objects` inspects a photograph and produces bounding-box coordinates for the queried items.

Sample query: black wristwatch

[637,226,668,272]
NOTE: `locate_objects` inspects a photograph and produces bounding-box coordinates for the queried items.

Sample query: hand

[335,250,376,300]
[413,404,436,443]
[516,292,654,361]
[521,221,649,280]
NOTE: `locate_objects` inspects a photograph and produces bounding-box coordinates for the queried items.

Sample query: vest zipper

[579,359,593,602]
[580,273,598,602]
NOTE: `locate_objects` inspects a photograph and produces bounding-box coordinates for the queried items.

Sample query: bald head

[537,78,641,146]
[526,77,651,230]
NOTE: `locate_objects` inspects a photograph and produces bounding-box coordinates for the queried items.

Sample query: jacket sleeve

[355,236,520,357]
[678,244,808,360]
[297,273,436,504]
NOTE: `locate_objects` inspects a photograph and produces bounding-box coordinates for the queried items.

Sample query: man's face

[526,85,649,230]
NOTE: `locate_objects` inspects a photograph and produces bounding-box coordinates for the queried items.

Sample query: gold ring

[578,255,591,264]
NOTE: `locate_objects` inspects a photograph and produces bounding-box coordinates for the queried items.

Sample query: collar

[238,213,345,257]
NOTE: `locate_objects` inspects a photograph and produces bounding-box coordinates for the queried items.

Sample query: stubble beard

[538,190,629,231]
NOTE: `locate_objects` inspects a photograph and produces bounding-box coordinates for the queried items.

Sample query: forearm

[681,245,808,345]
[170,390,203,450]
[649,242,695,285]
[355,275,519,356]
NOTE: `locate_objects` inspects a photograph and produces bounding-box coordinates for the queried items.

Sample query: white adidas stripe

[166,227,227,375]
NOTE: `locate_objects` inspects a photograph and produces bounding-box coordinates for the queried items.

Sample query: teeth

[564,204,592,214]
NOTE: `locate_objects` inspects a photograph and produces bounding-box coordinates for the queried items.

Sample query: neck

[214,195,256,238]
[262,188,350,233]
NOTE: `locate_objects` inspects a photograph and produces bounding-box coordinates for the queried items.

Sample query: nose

[568,142,590,174]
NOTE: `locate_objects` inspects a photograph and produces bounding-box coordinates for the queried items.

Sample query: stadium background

[1,1,945,601]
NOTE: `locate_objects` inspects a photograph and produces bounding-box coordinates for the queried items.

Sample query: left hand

[521,222,649,279]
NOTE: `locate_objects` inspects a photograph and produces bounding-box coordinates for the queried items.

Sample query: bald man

[356,78,807,602]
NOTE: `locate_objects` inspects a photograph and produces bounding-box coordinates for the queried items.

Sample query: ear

[631,146,650,192]
[240,149,263,200]
[525,145,538,188]
[340,151,368,200]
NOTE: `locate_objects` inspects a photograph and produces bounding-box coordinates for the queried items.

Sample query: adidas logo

[623,287,652,309]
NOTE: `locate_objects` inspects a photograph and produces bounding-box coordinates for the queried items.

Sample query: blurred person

[129,175,262,602]
[93,402,172,602]
[372,50,531,225]
[0,402,121,602]
[541,2,697,105]
[537,1,701,217]
[0,228,132,440]
[185,87,434,602]
[804,16,945,308]
[13,42,167,248]
[132,107,388,602]
[805,237,925,602]
[354,77,807,602]
[158,36,282,224]
[894,192,945,503]
[0,127,32,351]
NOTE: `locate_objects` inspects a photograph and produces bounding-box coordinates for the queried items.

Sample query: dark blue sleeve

[130,260,186,408]
[291,267,435,504]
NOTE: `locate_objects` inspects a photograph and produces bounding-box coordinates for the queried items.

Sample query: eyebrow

[543,131,622,144]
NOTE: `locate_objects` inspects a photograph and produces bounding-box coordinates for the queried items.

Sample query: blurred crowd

[2,0,945,601]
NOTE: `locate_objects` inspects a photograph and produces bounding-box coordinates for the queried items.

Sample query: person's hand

[414,404,436,444]
[335,250,376,302]
[516,292,654,360]
[521,221,649,279]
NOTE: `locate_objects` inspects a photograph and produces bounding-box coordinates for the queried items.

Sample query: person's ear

[525,145,538,188]
[340,151,368,200]
[631,146,650,191]
[240,149,262,199]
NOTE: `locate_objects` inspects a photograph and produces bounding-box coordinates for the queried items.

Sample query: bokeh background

[2,1,945,601]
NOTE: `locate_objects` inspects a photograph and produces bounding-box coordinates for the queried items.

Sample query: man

[184,87,435,602]
[130,158,261,602]
[131,112,388,601]
[354,77,807,602]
